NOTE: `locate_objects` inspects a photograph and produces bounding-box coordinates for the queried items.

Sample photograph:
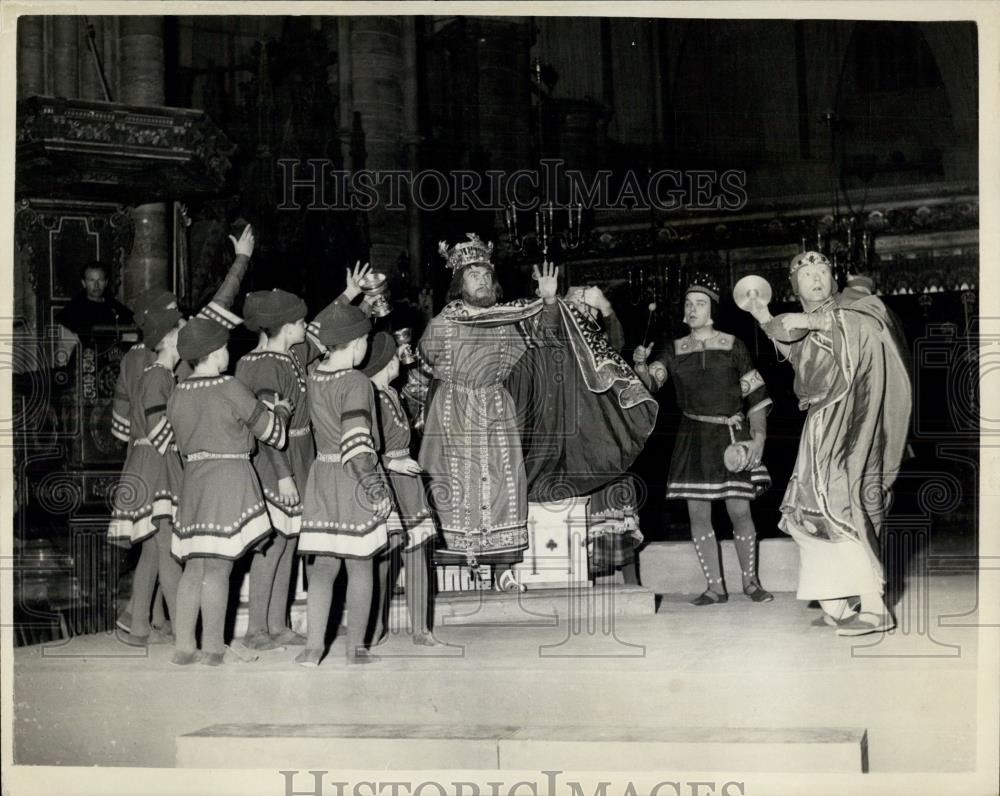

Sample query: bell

[393,328,417,365]
[732,275,773,312]
[358,271,392,317]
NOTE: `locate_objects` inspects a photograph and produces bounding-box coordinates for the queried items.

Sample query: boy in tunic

[110,226,254,634]
[363,332,440,647]
[297,302,390,667]
[167,317,290,666]
[236,290,311,650]
[107,304,186,644]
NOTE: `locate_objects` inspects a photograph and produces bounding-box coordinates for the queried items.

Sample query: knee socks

[688,502,724,593]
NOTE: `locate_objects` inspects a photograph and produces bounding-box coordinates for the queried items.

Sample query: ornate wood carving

[16,95,234,202]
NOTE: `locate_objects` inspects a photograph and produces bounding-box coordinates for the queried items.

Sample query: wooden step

[176,722,869,772]
[232,584,656,638]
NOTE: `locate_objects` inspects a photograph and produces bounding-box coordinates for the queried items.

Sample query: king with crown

[403,235,559,589]
[406,234,657,591]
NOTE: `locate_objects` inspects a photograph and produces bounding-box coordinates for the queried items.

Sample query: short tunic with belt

[647,332,772,501]
[298,367,389,559]
[235,350,313,536]
[108,362,183,545]
[374,385,436,551]
[166,375,286,561]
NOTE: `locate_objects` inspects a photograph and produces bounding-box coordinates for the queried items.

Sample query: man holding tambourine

[633,275,774,607]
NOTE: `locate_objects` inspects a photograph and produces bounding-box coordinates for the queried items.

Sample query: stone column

[17,15,46,98]
[350,16,408,278]
[120,16,169,306]
[52,16,79,99]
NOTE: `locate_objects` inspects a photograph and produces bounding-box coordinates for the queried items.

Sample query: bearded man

[409,234,657,591]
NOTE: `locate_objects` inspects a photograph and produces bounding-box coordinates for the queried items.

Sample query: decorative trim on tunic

[665,470,771,501]
[298,521,389,559]
[111,410,130,442]
[195,301,242,330]
[172,509,272,561]
[177,375,230,389]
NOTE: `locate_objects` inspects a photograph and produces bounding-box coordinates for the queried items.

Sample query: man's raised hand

[532,260,560,303]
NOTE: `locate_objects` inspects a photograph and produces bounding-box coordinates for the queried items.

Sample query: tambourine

[724,441,754,473]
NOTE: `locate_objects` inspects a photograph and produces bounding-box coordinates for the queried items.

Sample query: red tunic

[648,332,772,501]
[235,350,312,536]
[108,362,183,545]
[167,375,285,561]
[299,368,389,559]
[374,385,435,550]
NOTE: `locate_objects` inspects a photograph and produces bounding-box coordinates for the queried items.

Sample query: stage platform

[13,573,981,774]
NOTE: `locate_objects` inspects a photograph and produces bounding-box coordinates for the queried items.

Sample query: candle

[535,211,540,239]
[577,204,582,228]
[567,205,573,231]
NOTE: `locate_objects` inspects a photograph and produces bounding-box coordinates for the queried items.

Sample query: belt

[185,451,251,463]
[316,452,342,463]
[384,448,409,459]
[288,427,312,438]
[683,412,744,427]
[443,379,495,394]
[134,439,178,452]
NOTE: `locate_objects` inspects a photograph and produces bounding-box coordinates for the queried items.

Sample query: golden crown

[438,233,494,273]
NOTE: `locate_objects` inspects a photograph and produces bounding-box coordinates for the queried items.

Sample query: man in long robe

[748,251,911,635]
[406,235,657,590]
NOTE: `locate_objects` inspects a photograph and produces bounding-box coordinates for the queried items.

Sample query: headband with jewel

[685,273,721,303]
[789,250,832,277]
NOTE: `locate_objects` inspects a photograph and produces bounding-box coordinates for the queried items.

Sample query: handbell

[358,271,392,318]
[732,275,773,312]
[393,328,417,365]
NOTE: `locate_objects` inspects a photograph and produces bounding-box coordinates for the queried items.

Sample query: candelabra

[503,201,584,257]
[803,215,876,286]
[627,262,670,307]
